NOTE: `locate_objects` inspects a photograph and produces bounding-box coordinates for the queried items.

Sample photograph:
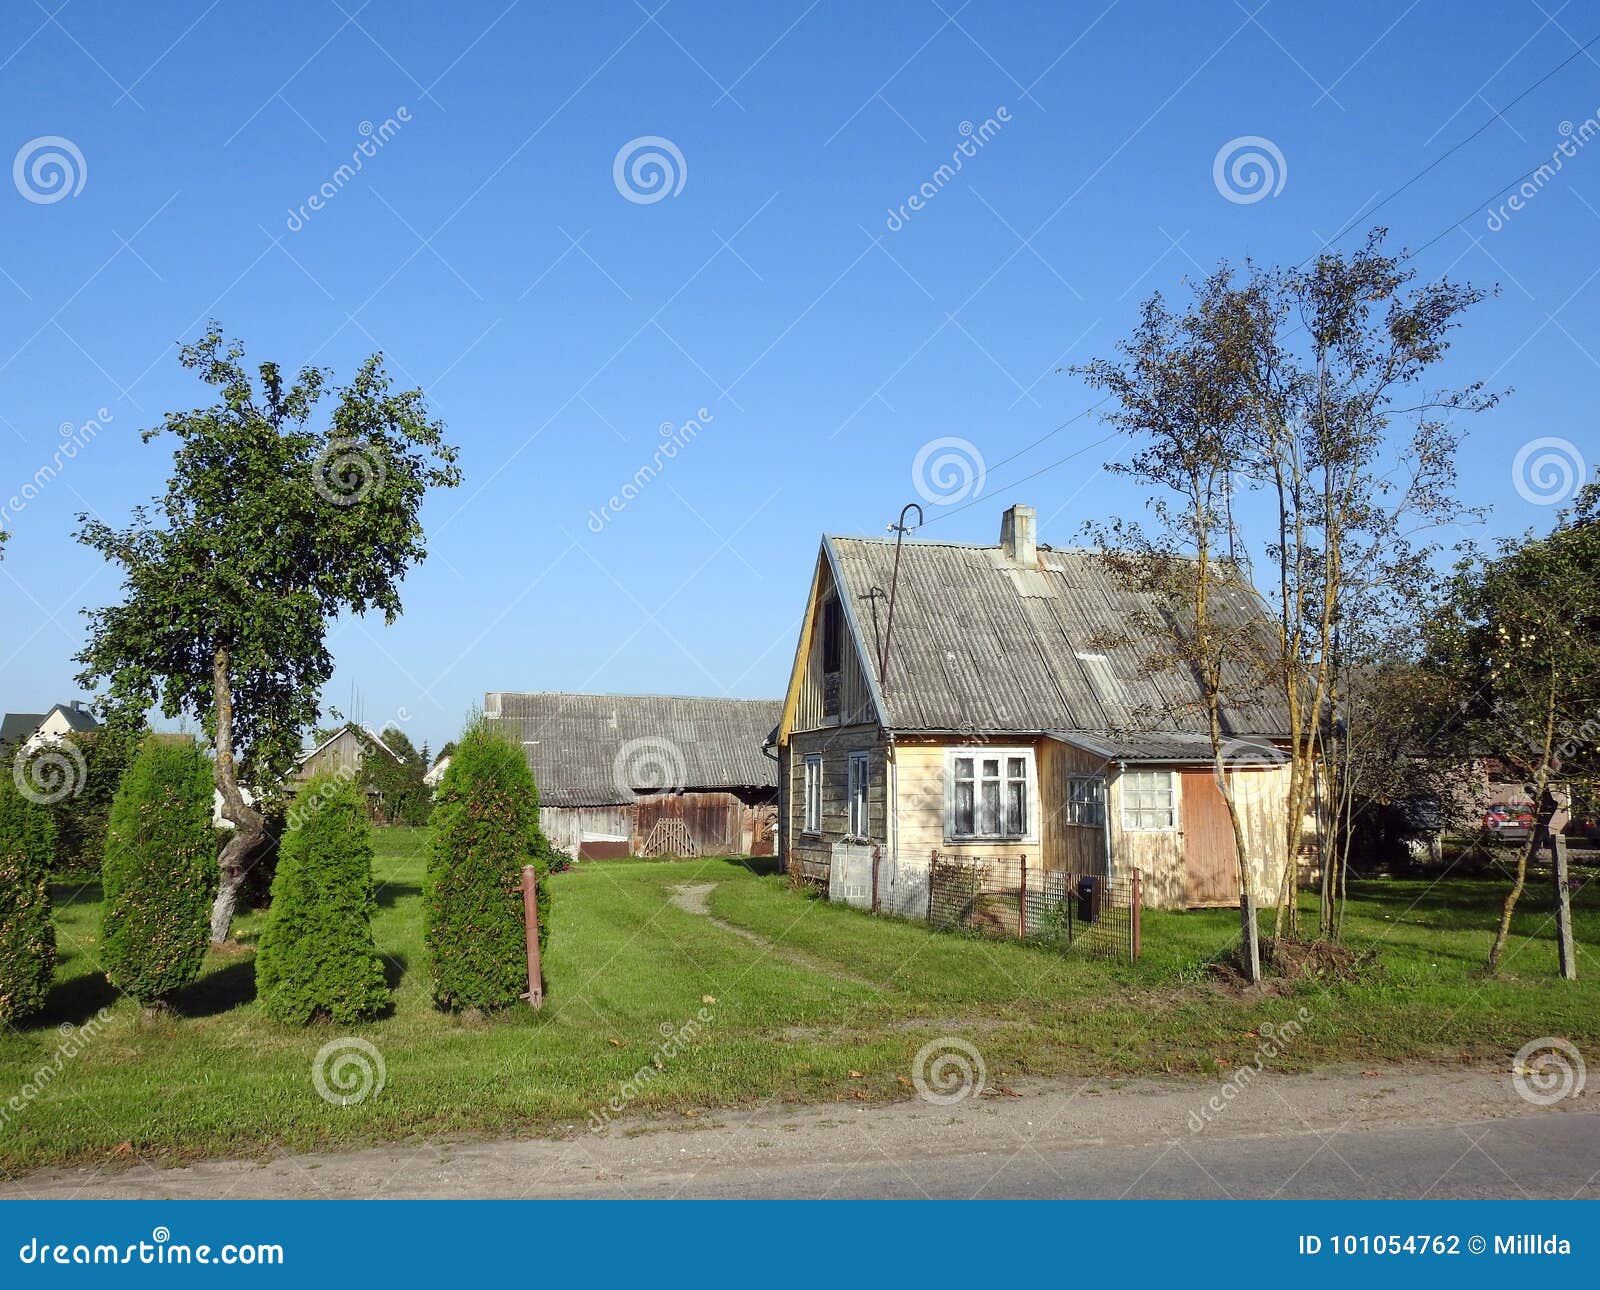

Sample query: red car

[1483,803,1534,842]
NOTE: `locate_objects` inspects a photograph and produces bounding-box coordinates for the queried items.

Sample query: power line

[913,31,1600,531]
[1304,27,1600,264]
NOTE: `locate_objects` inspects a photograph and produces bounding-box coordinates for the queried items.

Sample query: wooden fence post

[521,865,544,1011]
[1130,867,1142,962]
[1553,835,1577,981]
[871,845,882,915]
[1018,854,1028,938]
[927,849,938,923]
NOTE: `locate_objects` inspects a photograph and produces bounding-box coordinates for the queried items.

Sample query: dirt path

[3,1065,1585,1199]
[668,882,882,987]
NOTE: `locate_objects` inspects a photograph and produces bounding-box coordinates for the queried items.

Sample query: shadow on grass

[374,882,423,909]
[381,953,410,992]
[710,855,783,878]
[169,959,257,1017]
[29,970,120,1030]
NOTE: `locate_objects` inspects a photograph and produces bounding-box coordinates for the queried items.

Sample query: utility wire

[1304,27,1600,264]
[915,30,1600,530]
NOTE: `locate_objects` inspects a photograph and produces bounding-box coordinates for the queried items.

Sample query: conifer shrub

[101,736,216,1005]
[255,774,388,1024]
[0,771,58,1023]
[425,723,553,1010]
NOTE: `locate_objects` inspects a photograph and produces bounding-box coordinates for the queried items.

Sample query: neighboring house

[772,504,1303,913]
[484,691,781,860]
[0,701,100,752]
[422,754,451,789]
[293,723,403,821]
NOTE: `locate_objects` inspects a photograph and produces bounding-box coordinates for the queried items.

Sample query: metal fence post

[1018,854,1028,938]
[521,865,544,1011]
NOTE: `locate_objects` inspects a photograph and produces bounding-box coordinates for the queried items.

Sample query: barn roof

[825,532,1291,739]
[484,692,782,808]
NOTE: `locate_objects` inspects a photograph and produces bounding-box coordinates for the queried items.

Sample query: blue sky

[1,0,1596,755]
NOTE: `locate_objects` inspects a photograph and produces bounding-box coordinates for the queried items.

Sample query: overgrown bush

[0,772,58,1023]
[425,723,553,1011]
[254,775,388,1024]
[101,736,216,1006]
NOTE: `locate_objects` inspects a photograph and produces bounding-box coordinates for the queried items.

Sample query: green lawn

[1,826,1596,1175]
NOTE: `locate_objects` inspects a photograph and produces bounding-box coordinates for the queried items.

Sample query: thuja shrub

[0,771,58,1023]
[101,737,216,1005]
[255,774,388,1025]
[424,723,553,1011]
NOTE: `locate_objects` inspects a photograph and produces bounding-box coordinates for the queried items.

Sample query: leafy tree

[255,774,388,1024]
[367,725,430,825]
[0,771,58,1023]
[101,736,216,1005]
[76,326,460,943]
[425,723,553,1011]
[1425,483,1600,970]
[47,709,146,873]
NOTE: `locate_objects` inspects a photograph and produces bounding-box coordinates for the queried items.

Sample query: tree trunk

[209,646,266,944]
[1487,673,1559,973]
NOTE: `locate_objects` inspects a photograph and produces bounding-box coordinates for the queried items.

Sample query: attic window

[821,596,843,674]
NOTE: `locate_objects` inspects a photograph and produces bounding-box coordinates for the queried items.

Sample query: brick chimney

[999,504,1037,567]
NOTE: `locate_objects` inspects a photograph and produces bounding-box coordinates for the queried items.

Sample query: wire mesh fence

[926,852,1141,961]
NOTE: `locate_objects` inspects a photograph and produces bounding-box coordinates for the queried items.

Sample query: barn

[484,691,781,860]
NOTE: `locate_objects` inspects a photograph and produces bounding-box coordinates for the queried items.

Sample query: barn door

[1179,768,1239,906]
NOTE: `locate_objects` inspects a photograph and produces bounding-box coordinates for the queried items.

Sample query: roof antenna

[880,502,923,695]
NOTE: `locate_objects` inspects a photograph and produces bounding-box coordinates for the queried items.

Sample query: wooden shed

[773,504,1312,913]
[484,691,781,861]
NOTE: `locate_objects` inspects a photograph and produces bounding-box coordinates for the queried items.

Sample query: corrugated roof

[484,692,782,807]
[827,536,1291,738]
[1049,731,1287,764]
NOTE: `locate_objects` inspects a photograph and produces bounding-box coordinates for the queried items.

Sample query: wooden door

[1179,768,1239,906]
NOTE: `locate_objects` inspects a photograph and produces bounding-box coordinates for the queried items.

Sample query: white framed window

[944,747,1035,841]
[1066,775,1106,827]
[847,751,870,838]
[802,755,823,834]
[1121,769,1176,831]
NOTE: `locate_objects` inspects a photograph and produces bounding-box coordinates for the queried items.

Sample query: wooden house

[484,691,781,860]
[773,504,1303,913]
[293,724,404,821]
